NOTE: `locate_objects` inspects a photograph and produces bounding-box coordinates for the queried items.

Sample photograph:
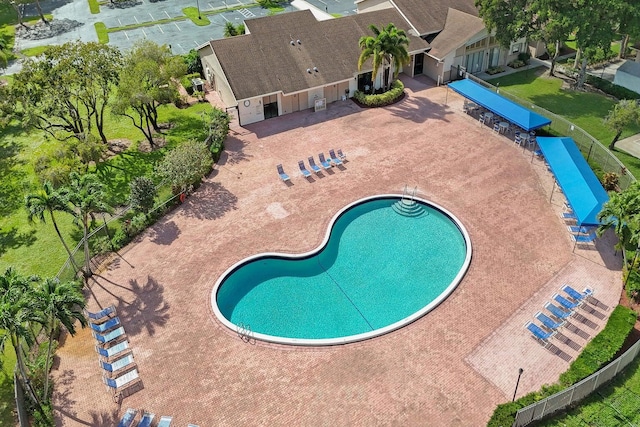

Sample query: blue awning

[537,137,609,226]
[448,79,552,131]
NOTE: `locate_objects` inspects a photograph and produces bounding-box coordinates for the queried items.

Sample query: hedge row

[353,80,404,107]
[586,75,640,101]
[487,305,638,427]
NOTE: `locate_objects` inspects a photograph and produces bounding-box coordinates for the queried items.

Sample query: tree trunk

[82,215,92,278]
[43,316,55,401]
[619,34,629,60]
[11,335,46,418]
[576,57,588,89]
[34,0,48,24]
[574,48,581,69]
[95,104,108,145]
[144,113,156,148]
[550,40,560,76]
[10,2,27,29]
[609,130,623,150]
[50,212,81,274]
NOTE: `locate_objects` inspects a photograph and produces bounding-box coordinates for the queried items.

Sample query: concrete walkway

[615,134,640,158]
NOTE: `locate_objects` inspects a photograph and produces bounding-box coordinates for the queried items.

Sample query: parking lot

[13,0,357,60]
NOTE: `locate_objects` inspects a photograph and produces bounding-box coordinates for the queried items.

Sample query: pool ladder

[393,185,425,217]
[236,322,253,343]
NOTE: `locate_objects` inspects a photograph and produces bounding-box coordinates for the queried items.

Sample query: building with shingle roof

[199,0,525,125]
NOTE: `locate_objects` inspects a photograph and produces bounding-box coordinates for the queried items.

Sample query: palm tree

[0,268,46,417]
[60,172,113,279]
[34,277,86,400]
[358,23,410,92]
[25,181,81,274]
[597,182,640,264]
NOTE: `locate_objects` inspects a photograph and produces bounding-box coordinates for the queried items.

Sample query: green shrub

[111,228,130,249]
[354,80,404,107]
[180,73,201,95]
[92,235,113,255]
[487,305,637,426]
[585,75,640,100]
[487,66,505,75]
[129,176,157,213]
[560,305,637,386]
[508,59,527,69]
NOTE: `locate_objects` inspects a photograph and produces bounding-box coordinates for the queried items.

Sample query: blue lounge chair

[137,412,155,427]
[525,322,554,342]
[96,340,129,359]
[572,232,596,244]
[90,316,120,333]
[535,311,564,330]
[567,225,593,234]
[560,211,577,220]
[318,153,332,169]
[562,285,593,302]
[86,305,115,323]
[298,160,312,178]
[545,302,572,319]
[100,354,135,374]
[276,164,290,182]
[157,416,173,427]
[94,326,126,345]
[337,149,346,161]
[117,408,137,427]
[307,156,322,174]
[554,293,580,310]
[328,149,343,166]
[103,368,140,394]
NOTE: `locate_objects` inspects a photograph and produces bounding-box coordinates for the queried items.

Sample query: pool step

[392,200,426,217]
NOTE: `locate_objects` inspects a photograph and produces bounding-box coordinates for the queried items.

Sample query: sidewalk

[615,134,640,159]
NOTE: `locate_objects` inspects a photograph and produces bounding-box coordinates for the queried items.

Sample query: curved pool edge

[210,194,473,346]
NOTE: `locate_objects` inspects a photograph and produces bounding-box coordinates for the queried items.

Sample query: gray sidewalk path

[615,134,640,158]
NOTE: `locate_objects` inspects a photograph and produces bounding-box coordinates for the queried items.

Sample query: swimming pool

[211,195,472,346]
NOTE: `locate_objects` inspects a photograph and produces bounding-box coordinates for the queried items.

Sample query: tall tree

[0,268,46,417]
[616,0,640,59]
[60,172,112,278]
[11,41,122,144]
[34,278,86,400]
[25,181,81,274]
[605,99,640,150]
[358,24,410,92]
[113,40,186,147]
[597,181,640,264]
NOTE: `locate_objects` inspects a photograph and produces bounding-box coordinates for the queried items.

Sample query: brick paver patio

[53,75,622,426]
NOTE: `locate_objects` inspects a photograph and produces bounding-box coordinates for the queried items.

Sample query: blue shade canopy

[448,79,552,131]
[537,137,609,226]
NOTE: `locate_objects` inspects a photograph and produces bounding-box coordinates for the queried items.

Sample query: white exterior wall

[614,72,640,94]
[307,87,325,109]
[237,97,265,125]
[199,47,237,108]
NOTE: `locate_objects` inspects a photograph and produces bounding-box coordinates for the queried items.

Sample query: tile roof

[207,9,429,101]
[390,0,479,35]
[427,8,485,59]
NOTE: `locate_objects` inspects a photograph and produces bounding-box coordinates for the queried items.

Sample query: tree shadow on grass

[0,135,28,217]
[0,227,37,257]
[181,181,238,221]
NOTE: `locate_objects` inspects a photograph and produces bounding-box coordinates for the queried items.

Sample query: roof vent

[313,67,318,72]
[307,68,312,73]
[297,40,301,44]
[290,40,295,46]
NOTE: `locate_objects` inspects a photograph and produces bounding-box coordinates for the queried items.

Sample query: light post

[512,368,524,402]
[196,0,201,19]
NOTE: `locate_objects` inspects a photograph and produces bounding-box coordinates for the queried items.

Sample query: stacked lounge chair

[137,412,155,427]
[117,408,137,427]
[100,354,135,378]
[158,416,173,427]
[90,316,121,333]
[103,369,141,401]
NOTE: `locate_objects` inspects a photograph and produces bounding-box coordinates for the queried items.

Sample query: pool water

[214,197,470,344]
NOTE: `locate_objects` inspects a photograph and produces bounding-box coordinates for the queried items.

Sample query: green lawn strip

[182,7,211,26]
[94,22,109,43]
[612,149,640,182]
[0,344,17,426]
[0,3,17,26]
[488,68,640,148]
[20,45,50,57]
[88,0,100,14]
[537,352,640,426]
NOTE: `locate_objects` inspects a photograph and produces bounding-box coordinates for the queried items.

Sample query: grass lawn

[537,354,640,426]
[182,7,211,26]
[0,345,16,426]
[488,68,640,176]
[21,45,50,57]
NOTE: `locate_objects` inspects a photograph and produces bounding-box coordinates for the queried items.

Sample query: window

[511,43,522,53]
[465,39,486,51]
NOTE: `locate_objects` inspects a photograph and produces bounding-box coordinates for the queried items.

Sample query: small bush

[508,59,527,69]
[180,73,202,95]
[354,80,404,107]
[518,52,531,63]
[92,235,113,255]
[111,228,130,249]
[486,66,505,75]
[129,176,157,213]
[585,75,640,100]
